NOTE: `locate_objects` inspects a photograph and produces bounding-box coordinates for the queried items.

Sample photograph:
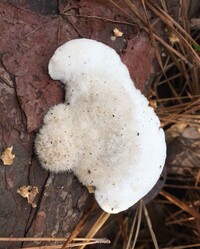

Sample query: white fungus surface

[35,39,166,214]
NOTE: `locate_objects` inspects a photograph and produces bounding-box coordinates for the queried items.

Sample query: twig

[131,201,143,249]
[160,190,200,221]
[142,201,159,249]
[160,243,200,249]
[61,203,95,249]
[78,211,111,249]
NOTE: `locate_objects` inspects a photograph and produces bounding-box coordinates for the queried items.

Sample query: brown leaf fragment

[0,146,15,166]
[113,28,123,37]
[86,185,96,193]
[149,99,157,109]
[17,185,39,208]
[168,30,180,45]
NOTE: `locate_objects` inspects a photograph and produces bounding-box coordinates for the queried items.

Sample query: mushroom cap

[35,39,166,213]
[48,39,130,84]
[35,103,79,172]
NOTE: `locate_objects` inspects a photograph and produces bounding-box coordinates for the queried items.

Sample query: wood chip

[0,146,15,166]
[17,185,39,208]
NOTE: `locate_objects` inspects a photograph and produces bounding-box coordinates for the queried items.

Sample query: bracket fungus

[35,39,166,214]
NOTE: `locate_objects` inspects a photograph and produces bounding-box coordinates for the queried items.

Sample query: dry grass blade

[61,13,135,27]
[0,237,109,242]
[160,190,200,221]
[131,200,143,249]
[125,201,142,249]
[22,239,110,249]
[0,238,67,242]
[109,0,176,58]
[152,33,192,66]
[159,0,168,12]
[157,98,200,127]
[108,0,135,22]
[142,201,159,249]
[111,0,200,103]
[0,236,110,249]
[140,0,166,79]
[156,95,200,102]
[111,215,129,249]
[146,1,200,65]
[181,0,190,34]
[120,0,192,66]
[146,0,200,94]
[125,206,139,249]
[164,184,200,190]
[165,216,195,226]
[61,203,95,249]
[23,246,62,249]
[150,0,196,46]
[78,211,111,249]
[160,243,200,249]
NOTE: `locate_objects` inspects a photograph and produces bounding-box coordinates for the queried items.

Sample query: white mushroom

[35,39,166,214]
